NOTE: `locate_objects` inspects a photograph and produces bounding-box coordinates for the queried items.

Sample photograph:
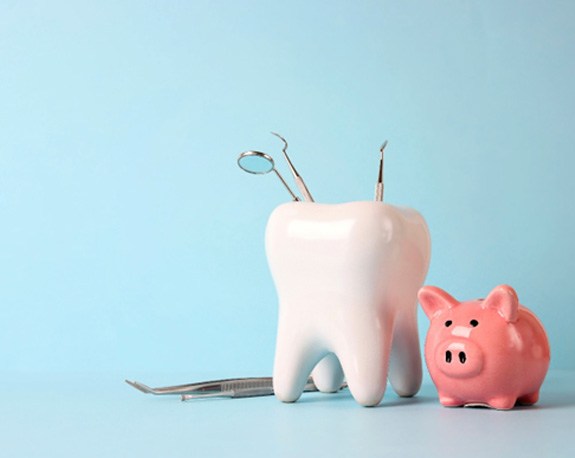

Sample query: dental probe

[375,140,388,201]
[271,132,315,202]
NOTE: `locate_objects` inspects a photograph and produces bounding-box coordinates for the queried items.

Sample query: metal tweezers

[125,377,347,401]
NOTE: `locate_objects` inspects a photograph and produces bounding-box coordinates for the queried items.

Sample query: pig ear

[482,285,519,323]
[418,286,459,319]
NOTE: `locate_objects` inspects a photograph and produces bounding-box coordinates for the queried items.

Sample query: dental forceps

[125,377,347,401]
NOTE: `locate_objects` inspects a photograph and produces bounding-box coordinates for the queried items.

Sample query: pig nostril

[459,351,466,364]
[446,351,452,363]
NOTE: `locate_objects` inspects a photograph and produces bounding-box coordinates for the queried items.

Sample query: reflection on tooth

[266,202,431,407]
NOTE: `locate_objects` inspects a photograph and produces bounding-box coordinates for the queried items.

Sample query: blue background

[2,0,574,379]
[3,2,575,457]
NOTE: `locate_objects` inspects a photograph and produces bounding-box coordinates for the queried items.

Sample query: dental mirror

[237,151,300,201]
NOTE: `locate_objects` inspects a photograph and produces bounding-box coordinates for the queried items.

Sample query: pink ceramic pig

[419,285,550,410]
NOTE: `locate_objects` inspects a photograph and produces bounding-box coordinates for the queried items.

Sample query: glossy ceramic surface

[419,285,551,410]
[265,201,431,406]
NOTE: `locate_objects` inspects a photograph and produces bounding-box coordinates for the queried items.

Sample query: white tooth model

[266,201,431,406]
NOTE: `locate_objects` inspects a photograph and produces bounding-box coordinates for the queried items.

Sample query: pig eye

[445,320,453,327]
[470,319,479,327]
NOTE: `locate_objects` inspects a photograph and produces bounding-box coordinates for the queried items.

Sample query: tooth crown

[265,201,431,406]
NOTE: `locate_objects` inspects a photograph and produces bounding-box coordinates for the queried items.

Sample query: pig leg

[517,391,539,405]
[388,303,422,397]
[487,396,517,410]
[335,315,393,407]
[438,395,464,407]
[312,353,345,393]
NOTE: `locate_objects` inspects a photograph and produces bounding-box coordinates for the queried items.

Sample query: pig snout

[434,339,483,378]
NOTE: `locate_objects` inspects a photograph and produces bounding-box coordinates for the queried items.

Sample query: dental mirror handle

[274,169,300,201]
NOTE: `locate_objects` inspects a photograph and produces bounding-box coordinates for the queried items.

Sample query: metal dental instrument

[180,377,323,401]
[125,377,348,400]
[271,132,315,202]
[375,140,388,201]
[237,150,300,201]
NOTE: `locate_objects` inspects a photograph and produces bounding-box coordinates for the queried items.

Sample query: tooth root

[312,353,345,393]
[388,307,423,397]
[335,316,394,407]
[273,321,324,403]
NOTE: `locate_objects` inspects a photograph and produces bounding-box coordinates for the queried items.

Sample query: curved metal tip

[270,132,288,152]
[125,379,153,394]
[380,140,388,156]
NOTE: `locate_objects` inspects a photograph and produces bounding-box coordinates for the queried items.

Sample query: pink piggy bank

[418,285,550,410]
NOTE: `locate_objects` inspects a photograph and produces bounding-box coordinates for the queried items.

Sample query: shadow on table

[294,388,437,407]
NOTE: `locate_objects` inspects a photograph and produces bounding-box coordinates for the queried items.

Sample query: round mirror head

[237,151,275,174]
